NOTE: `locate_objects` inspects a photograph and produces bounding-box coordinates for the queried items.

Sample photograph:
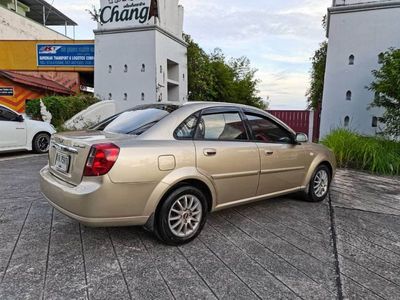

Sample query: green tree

[369,48,400,137]
[184,34,216,101]
[306,16,328,110]
[306,41,327,110]
[229,56,265,108]
[184,35,266,109]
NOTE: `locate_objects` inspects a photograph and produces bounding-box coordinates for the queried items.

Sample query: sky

[50,0,331,109]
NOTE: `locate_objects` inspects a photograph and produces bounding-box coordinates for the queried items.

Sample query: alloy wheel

[168,194,202,238]
[314,169,329,198]
[38,135,50,152]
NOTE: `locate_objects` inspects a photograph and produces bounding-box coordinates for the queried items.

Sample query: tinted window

[92,104,179,135]
[246,113,293,144]
[175,114,199,139]
[195,112,248,141]
[0,107,17,121]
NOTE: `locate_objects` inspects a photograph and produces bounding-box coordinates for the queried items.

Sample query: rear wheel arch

[156,179,214,217]
[143,174,216,233]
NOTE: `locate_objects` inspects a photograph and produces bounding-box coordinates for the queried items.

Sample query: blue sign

[37,44,95,67]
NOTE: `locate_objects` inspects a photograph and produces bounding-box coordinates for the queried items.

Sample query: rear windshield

[91,104,180,135]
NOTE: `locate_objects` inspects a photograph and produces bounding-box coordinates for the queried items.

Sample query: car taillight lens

[84,143,120,177]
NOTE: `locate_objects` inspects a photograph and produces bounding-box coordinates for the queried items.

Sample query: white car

[0,104,56,153]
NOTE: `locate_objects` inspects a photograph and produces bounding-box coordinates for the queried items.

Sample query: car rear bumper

[40,166,150,227]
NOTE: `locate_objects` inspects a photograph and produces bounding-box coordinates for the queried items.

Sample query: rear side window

[245,113,293,144]
[175,114,199,139]
[195,112,248,141]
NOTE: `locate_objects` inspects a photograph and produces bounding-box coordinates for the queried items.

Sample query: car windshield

[91,104,180,135]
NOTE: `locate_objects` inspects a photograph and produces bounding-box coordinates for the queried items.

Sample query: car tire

[304,165,331,202]
[155,186,208,245]
[32,133,51,154]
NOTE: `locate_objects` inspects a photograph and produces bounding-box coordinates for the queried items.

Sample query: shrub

[26,95,99,129]
[321,129,400,176]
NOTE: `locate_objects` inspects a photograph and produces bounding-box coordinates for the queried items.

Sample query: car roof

[140,101,296,140]
[182,101,266,113]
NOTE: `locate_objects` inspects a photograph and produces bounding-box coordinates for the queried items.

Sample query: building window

[141,64,146,72]
[124,93,128,101]
[108,93,112,100]
[124,65,128,73]
[349,55,355,65]
[346,91,352,101]
[372,116,378,128]
[378,53,384,64]
[344,116,350,127]
[108,65,112,73]
[141,92,145,101]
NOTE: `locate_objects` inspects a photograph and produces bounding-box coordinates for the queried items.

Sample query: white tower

[320,0,400,138]
[94,0,187,112]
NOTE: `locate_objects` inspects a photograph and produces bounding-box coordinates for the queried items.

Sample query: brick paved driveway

[0,155,399,299]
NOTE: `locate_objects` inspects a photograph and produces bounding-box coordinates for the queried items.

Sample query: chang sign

[99,0,156,29]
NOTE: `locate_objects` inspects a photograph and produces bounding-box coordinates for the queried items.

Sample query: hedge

[25,95,99,129]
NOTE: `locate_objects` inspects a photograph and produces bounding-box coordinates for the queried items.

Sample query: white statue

[40,99,52,124]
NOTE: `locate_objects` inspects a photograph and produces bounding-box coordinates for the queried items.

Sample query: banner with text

[37,44,95,67]
[99,0,153,30]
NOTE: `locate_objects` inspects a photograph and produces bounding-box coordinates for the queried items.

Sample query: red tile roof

[0,71,73,95]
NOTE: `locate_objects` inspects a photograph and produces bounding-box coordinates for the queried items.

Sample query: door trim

[260,166,305,175]
[212,170,259,180]
[214,186,305,211]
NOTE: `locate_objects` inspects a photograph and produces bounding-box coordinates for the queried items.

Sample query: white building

[0,0,76,39]
[320,0,400,138]
[94,0,188,112]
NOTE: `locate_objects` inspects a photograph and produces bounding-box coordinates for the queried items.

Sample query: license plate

[55,152,70,173]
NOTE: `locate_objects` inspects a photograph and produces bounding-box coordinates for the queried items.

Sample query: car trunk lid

[48,131,131,186]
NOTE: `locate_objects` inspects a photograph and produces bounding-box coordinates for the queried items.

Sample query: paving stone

[1,155,400,299]
[43,211,88,300]
[108,227,174,300]
[208,213,337,299]
[81,227,131,300]
[139,230,217,300]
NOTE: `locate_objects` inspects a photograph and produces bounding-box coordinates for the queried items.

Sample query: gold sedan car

[40,102,336,245]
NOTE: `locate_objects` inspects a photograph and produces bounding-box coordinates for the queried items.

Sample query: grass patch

[321,129,400,176]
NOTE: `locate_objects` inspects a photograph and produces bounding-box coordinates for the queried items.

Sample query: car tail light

[84,143,120,176]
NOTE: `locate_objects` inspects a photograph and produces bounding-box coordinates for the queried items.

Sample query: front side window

[245,113,293,144]
[0,107,17,121]
[195,112,248,141]
[92,104,179,135]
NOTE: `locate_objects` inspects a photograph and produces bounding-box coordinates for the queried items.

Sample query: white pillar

[308,111,314,141]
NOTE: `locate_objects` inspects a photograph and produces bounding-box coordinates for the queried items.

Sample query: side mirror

[17,115,24,122]
[296,133,308,143]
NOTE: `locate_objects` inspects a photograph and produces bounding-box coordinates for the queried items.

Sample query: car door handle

[203,148,217,156]
[265,150,274,156]
[16,128,25,130]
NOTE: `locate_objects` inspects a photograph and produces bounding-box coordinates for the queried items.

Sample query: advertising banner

[0,87,14,96]
[99,0,156,30]
[37,44,95,67]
